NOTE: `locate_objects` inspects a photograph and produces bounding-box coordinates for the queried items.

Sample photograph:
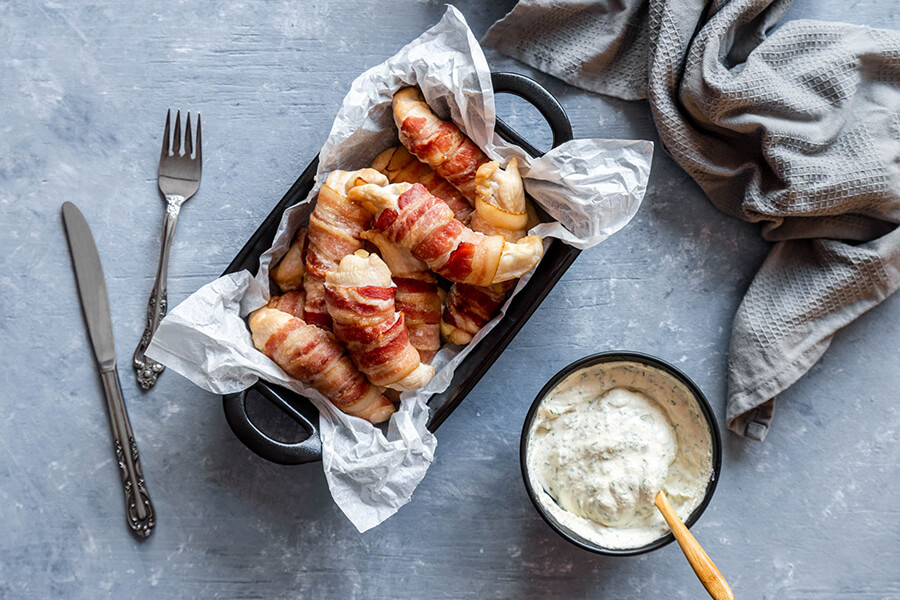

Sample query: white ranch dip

[527,361,713,550]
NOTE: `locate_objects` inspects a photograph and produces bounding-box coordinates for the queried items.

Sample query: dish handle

[490,72,572,149]
[222,382,322,465]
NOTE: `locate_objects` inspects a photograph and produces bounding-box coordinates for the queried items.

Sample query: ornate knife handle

[100,368,155,538]
[133,199,182,389]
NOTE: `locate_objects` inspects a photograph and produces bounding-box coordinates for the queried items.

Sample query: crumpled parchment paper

[146,6,653,532]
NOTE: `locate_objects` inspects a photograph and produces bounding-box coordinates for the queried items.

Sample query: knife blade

[62,202,156,539]
[62,202,117,370]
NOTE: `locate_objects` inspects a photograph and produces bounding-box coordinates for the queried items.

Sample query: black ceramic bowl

[520,351,723,556]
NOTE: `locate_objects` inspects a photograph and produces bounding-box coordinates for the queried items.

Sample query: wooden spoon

[655,490,734,600]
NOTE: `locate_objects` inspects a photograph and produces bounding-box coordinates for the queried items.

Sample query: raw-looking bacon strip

[324,251,434,392]
[441,282,511,346]
[442,159,534,345]
[393,273,442,363]
[303,169,388,328]
[249,307,395,424]
[393,87,489,202]
[362,230,442,364]
[270,228,308,292]
[370,146,473,223]
[301,274,332,329]
[349,182,543,286]
[268,290,306,318]
[380,184,496,280]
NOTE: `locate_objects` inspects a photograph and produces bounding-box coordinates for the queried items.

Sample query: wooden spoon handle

[655,491,734,600]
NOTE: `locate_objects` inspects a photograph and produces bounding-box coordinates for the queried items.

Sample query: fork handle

[133,198,181,389]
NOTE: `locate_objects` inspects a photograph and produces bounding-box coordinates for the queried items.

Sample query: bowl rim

[519,350,723,557]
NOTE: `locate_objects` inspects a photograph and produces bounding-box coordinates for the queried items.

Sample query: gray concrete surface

[1,1,898,598]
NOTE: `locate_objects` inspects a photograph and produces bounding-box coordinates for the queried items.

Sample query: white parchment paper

[146,6,653,532]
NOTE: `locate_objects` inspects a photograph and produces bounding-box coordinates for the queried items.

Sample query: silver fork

[133,109,202,389]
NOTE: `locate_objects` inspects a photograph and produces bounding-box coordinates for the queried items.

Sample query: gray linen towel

[484,0,900,440]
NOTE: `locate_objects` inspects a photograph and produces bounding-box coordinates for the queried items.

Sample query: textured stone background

[1,1,898,598]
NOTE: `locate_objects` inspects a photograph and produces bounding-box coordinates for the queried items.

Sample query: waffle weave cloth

[484,0,900,440]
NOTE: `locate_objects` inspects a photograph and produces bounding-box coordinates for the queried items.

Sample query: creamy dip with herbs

[527,361,713,550]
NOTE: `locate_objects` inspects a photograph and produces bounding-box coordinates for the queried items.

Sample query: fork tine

[160,109,171,159]
[195,113,202,165]
[185,112,193,158]
[173,109,182,156]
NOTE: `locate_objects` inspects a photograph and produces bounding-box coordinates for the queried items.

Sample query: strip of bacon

[303,169,388,328]
[362,230,442,363]
[393,88,489,203]
[442,159,536,345]
[349,182,543,286]
[370,145,473,223]
[393,274,442,363]
[268,290,306,318]
[440,282,511,345]
[324,251,434,391]
[249,307,395,424]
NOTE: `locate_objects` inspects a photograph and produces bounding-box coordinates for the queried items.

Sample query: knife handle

[100,368,155,539]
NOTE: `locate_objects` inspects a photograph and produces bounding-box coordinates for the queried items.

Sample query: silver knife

[62,201,155,539]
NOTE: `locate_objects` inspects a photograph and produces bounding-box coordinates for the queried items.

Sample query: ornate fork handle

[133,196,183,389]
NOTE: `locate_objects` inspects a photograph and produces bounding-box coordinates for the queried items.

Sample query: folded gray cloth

[484,0,900,440]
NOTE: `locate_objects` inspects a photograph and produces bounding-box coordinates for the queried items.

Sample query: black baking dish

[222,72,578,464]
